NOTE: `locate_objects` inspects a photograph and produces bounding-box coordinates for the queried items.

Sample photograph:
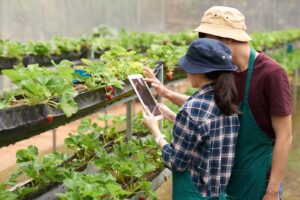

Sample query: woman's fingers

[144,78,160,84]
[143,66,156,79]
[144,78,166,97]
[157,103,176,122]
[144,106,154,117]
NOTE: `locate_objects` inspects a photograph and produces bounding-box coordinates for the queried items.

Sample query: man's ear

[222,38,234,45]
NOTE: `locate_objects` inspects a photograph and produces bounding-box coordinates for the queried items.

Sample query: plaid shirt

[162,83,240,197]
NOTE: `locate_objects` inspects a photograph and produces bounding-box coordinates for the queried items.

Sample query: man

[144,6,292,200]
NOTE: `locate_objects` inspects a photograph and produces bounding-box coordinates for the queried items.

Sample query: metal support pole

[0,75,3,94]
[90,49,95,60]
[136,0,141,30]
[104,108,108,127]
[161,0,167,31]
[52,129,57,152]
[158,64,164,131]
[126,100,133,141]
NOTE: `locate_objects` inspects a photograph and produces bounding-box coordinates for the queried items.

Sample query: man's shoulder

[255,52,285,75]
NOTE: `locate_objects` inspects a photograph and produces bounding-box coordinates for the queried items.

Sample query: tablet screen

[131,78,161,117]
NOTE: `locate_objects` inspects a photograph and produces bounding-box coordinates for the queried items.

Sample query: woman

[142,38,240,199]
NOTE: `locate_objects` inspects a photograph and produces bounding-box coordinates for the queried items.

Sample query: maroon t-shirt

[234,52,292,139]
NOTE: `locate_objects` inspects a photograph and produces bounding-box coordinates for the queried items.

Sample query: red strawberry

[166,70,173,81]
[106,85,115,94]
[105,94,112,101]
[106,85,113,91]
[138,198,145,200]
[47,115,54,123]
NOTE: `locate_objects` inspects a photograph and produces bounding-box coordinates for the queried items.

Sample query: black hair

[198,32,206,38]
[205,71,239,115]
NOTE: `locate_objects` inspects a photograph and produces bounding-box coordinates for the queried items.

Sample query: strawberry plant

[76,58,125,90]
[146,44,187,72]
[2,61,78,117]
[65,119,103,163]
[8,145,71,199]
[93,142,158,198]
[0,183,17,200]
[0,91,17,109]
[100,46,146,79]
[96,115,126,143]
[51,36,83,55]
[25,41,52,57]
[271,48,300,74]
[56,171,129,200]
[0,40,25,60]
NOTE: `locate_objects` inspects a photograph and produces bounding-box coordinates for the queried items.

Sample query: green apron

[225,48,274,200]
[172,170,231,200]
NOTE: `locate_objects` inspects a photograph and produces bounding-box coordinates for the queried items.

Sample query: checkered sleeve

[162,109,209,171]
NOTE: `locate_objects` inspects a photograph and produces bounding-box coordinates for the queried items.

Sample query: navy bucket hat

[178,38,237,74]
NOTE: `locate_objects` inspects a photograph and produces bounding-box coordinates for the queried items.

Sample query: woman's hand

[157,103,176,122]
[143,107,168,148]
[142,108,161,138]
[143,67,169,98]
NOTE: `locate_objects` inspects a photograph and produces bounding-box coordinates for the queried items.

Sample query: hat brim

[194,23,251,42]
[178,56,237,74]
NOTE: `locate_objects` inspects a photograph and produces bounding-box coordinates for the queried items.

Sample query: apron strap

[243,48,256,101]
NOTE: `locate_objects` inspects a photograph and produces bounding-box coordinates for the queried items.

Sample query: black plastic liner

[23,48,89,67]
[22,55,52,66]
[0,57,19,72]
[0,65,186,147]
[50,48,89,65]
[0,81,133,147]
[0,48,89,72]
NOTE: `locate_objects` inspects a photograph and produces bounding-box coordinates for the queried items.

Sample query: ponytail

[206,72,239,115]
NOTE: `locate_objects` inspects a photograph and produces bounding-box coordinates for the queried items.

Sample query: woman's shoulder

[181,94,218,120]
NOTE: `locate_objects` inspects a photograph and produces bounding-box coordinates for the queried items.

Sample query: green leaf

[57,66,74,82]
[16,145,38,163]
[106,181,130,196]
[77,118,92,133]
[0,190,18,200]
[59,94,78,117]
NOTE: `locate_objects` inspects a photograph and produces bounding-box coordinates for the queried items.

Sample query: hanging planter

[0,57,19,71]
[22,54,52,66]
[0,80,133,147]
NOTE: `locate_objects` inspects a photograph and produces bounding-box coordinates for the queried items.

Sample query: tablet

[128,74,163,120]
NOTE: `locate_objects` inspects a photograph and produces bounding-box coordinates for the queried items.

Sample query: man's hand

[264,115,292,200]
[157,103,176,122]
[263,191,279,200]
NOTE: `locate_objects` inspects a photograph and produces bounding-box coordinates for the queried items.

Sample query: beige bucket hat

[194,6,251,42]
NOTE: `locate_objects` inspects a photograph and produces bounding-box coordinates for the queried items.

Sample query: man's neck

[233,44,258,73]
